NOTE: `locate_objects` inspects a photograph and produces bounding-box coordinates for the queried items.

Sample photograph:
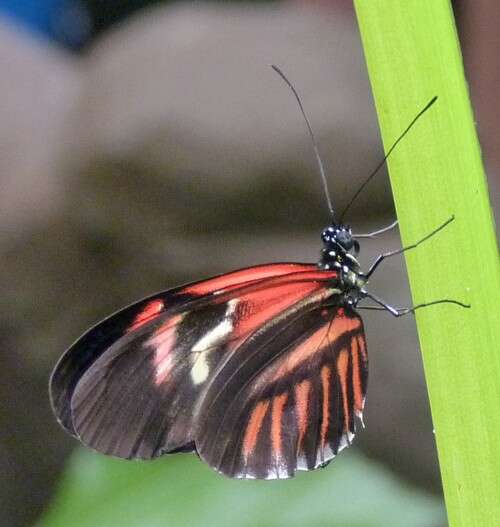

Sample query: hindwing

[195,304,367,479]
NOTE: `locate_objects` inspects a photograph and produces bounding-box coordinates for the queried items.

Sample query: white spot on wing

[315,443,335,468]
[191,356,210,385]
[275,460,289,479]
[296,455,309,471]
[338,434,349,453]
[192,299,238,352]
[191,299,238,385]
[356,408,365,428]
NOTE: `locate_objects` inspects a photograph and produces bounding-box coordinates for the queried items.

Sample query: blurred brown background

[0,1,497,526]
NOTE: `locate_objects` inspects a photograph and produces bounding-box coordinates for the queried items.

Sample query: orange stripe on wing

[337,349,350,433]
[127,299,164,332]
[320,365,331,450]
[350,337,364,414]
[357,334,368,362]
[295,380,311,453]
[272,311,361,383]
[271,393,288,459]
[272,326,328,383]
[242,400,270,461]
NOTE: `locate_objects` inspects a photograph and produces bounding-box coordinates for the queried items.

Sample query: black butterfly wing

[51,263,340,460]
[195,305,368,479]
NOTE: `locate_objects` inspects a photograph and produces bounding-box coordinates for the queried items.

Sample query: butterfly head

[319,223,360,271]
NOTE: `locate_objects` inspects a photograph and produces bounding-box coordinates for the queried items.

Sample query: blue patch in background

[0,0,91,49]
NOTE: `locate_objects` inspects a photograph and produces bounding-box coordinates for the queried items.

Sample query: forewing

[195,305,367,479]
[52,264,339,459]
[50,262,316,435]
[70,302,230,458]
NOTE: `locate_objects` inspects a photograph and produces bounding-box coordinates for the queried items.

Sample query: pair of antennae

[271,64,437,222]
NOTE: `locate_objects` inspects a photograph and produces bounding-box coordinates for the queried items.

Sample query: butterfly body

[50,221,369,479]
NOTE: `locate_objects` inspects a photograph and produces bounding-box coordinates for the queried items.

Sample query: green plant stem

[353,1,500,525]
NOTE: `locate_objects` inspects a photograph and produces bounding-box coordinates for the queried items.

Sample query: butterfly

[50,66,466,479]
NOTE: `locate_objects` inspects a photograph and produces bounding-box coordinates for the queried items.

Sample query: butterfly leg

[358,291,469,317]
[363,216,454,279]
[353,219,398,239]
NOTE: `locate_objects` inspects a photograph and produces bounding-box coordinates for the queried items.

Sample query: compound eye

[336,230,353,250]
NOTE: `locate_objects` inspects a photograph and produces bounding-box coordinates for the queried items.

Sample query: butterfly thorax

[318,223,366,305]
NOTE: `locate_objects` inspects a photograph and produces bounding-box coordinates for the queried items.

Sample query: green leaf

[38,449,444,527]
[353,1,500,525]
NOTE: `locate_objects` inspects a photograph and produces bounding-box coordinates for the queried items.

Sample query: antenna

[340,96,438,221]
[271,65,335,219]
